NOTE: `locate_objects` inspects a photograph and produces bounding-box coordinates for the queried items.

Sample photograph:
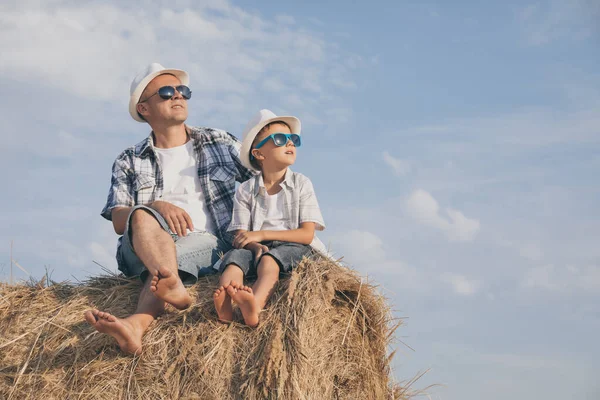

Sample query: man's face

[136,74,188,124]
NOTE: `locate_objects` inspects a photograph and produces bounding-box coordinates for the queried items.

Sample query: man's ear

[136,103,149,118]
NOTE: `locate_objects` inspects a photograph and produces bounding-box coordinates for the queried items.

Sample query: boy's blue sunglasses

[251,133,301,160]
[254,133,302,150]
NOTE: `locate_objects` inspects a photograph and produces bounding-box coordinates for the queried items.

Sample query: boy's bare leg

[84,277,165,355]
[227,282,260,327]
[252,255,280,310]
[228,256,279,327]
[214,264,244,322]
[130,208,192,310]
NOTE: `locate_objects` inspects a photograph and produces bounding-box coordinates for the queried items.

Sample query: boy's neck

[261,167,288,193]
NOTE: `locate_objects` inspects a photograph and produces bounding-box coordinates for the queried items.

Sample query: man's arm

[232,222,316,249]
[225,131,255,182]
[111,202,194,237]
[111,207,132,235]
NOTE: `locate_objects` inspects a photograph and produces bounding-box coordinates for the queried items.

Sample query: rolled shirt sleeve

[227,182,253,231]
[298,177,325,231]
[100,157,135,221]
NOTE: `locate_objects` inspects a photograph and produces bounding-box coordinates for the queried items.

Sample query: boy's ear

[251,149,265,160]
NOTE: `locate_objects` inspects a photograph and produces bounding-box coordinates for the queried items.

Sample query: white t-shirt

[260,191,287,231]
[154,140,215,234]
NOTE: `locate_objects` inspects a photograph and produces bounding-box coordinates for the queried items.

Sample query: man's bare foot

[84,309,142,355]
[150,268,192,310]
[227,284,260,328]
[213,284,233,322]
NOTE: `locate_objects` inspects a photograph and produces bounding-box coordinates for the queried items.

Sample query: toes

[107,314,117,322]
[226,286,237,297]
[84,311,97,325]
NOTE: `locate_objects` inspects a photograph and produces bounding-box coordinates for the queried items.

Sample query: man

[84,63,254,354]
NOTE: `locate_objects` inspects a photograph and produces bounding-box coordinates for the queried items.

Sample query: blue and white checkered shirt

[101,126,255,244]
[227,169,328,254]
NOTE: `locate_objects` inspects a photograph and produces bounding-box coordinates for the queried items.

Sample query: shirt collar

[136,125,198,157]
[254,168,294,196]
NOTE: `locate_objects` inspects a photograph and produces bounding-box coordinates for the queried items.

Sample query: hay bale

[0,257,414,399]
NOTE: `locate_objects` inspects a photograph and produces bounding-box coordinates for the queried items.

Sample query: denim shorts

[116,205,229,285]
[219,241,312,277]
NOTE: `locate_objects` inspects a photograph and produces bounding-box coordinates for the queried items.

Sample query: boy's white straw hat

[240,109,301,171]
[129,62,190,122]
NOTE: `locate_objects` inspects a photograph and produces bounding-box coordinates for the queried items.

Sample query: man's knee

[130,208,160,232]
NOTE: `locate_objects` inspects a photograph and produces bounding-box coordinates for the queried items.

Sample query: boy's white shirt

[227,168,329,256]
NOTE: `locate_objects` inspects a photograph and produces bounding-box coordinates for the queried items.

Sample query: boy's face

[251,122,297,170]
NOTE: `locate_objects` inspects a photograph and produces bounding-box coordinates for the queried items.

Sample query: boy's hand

[245,242,269,264]
[233,231,264,249]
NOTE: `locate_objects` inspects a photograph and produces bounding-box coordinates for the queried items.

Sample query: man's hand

[233,231,264,249]
[245,242,269,264]
[150,200,194,237]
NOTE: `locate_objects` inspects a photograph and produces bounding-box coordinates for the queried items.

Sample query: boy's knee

[223,263,244,274]
[257,255,280,273]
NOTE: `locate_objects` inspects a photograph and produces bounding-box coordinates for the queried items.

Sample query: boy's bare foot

[150,268,192,310]
[84,309,142,355]
[213,284,233,322]
[227,284,260,328]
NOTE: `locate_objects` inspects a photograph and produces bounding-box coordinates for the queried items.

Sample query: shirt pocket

[133,174,156,203]
[209,163,237,182]
[208,164,237,212]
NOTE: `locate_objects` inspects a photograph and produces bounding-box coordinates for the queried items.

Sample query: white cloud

[331,229,386,266]
[0,0,356,123]
[328,229,426,290]
[522,263,600,293]
[444,274,481,296]
[383,151,411,177]
[404,189,480,242]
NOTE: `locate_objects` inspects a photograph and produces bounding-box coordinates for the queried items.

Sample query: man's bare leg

[130,208,192,310]
[84,278,164,355]
[213,264,244,322]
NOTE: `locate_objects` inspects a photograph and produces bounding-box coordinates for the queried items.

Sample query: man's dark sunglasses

[140,85,192,102]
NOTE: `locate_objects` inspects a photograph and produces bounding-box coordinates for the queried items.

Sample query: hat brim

[240,115,301,171]
[128,68,190,123]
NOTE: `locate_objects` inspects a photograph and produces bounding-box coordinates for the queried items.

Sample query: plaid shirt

[101,126,255,243]
[228,169,327,254]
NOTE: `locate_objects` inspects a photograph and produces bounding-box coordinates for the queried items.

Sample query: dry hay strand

[0,257,419,399]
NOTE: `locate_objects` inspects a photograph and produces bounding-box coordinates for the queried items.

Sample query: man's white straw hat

[240,109,301,171]
[129,62,190,122]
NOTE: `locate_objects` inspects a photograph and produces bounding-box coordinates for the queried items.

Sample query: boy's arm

[232,222,316,249]
[225,183,253,245]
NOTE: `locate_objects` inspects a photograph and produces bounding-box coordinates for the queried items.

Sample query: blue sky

[1,0,599,398]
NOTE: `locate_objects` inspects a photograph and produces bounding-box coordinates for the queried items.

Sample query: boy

[213,109,327,327]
